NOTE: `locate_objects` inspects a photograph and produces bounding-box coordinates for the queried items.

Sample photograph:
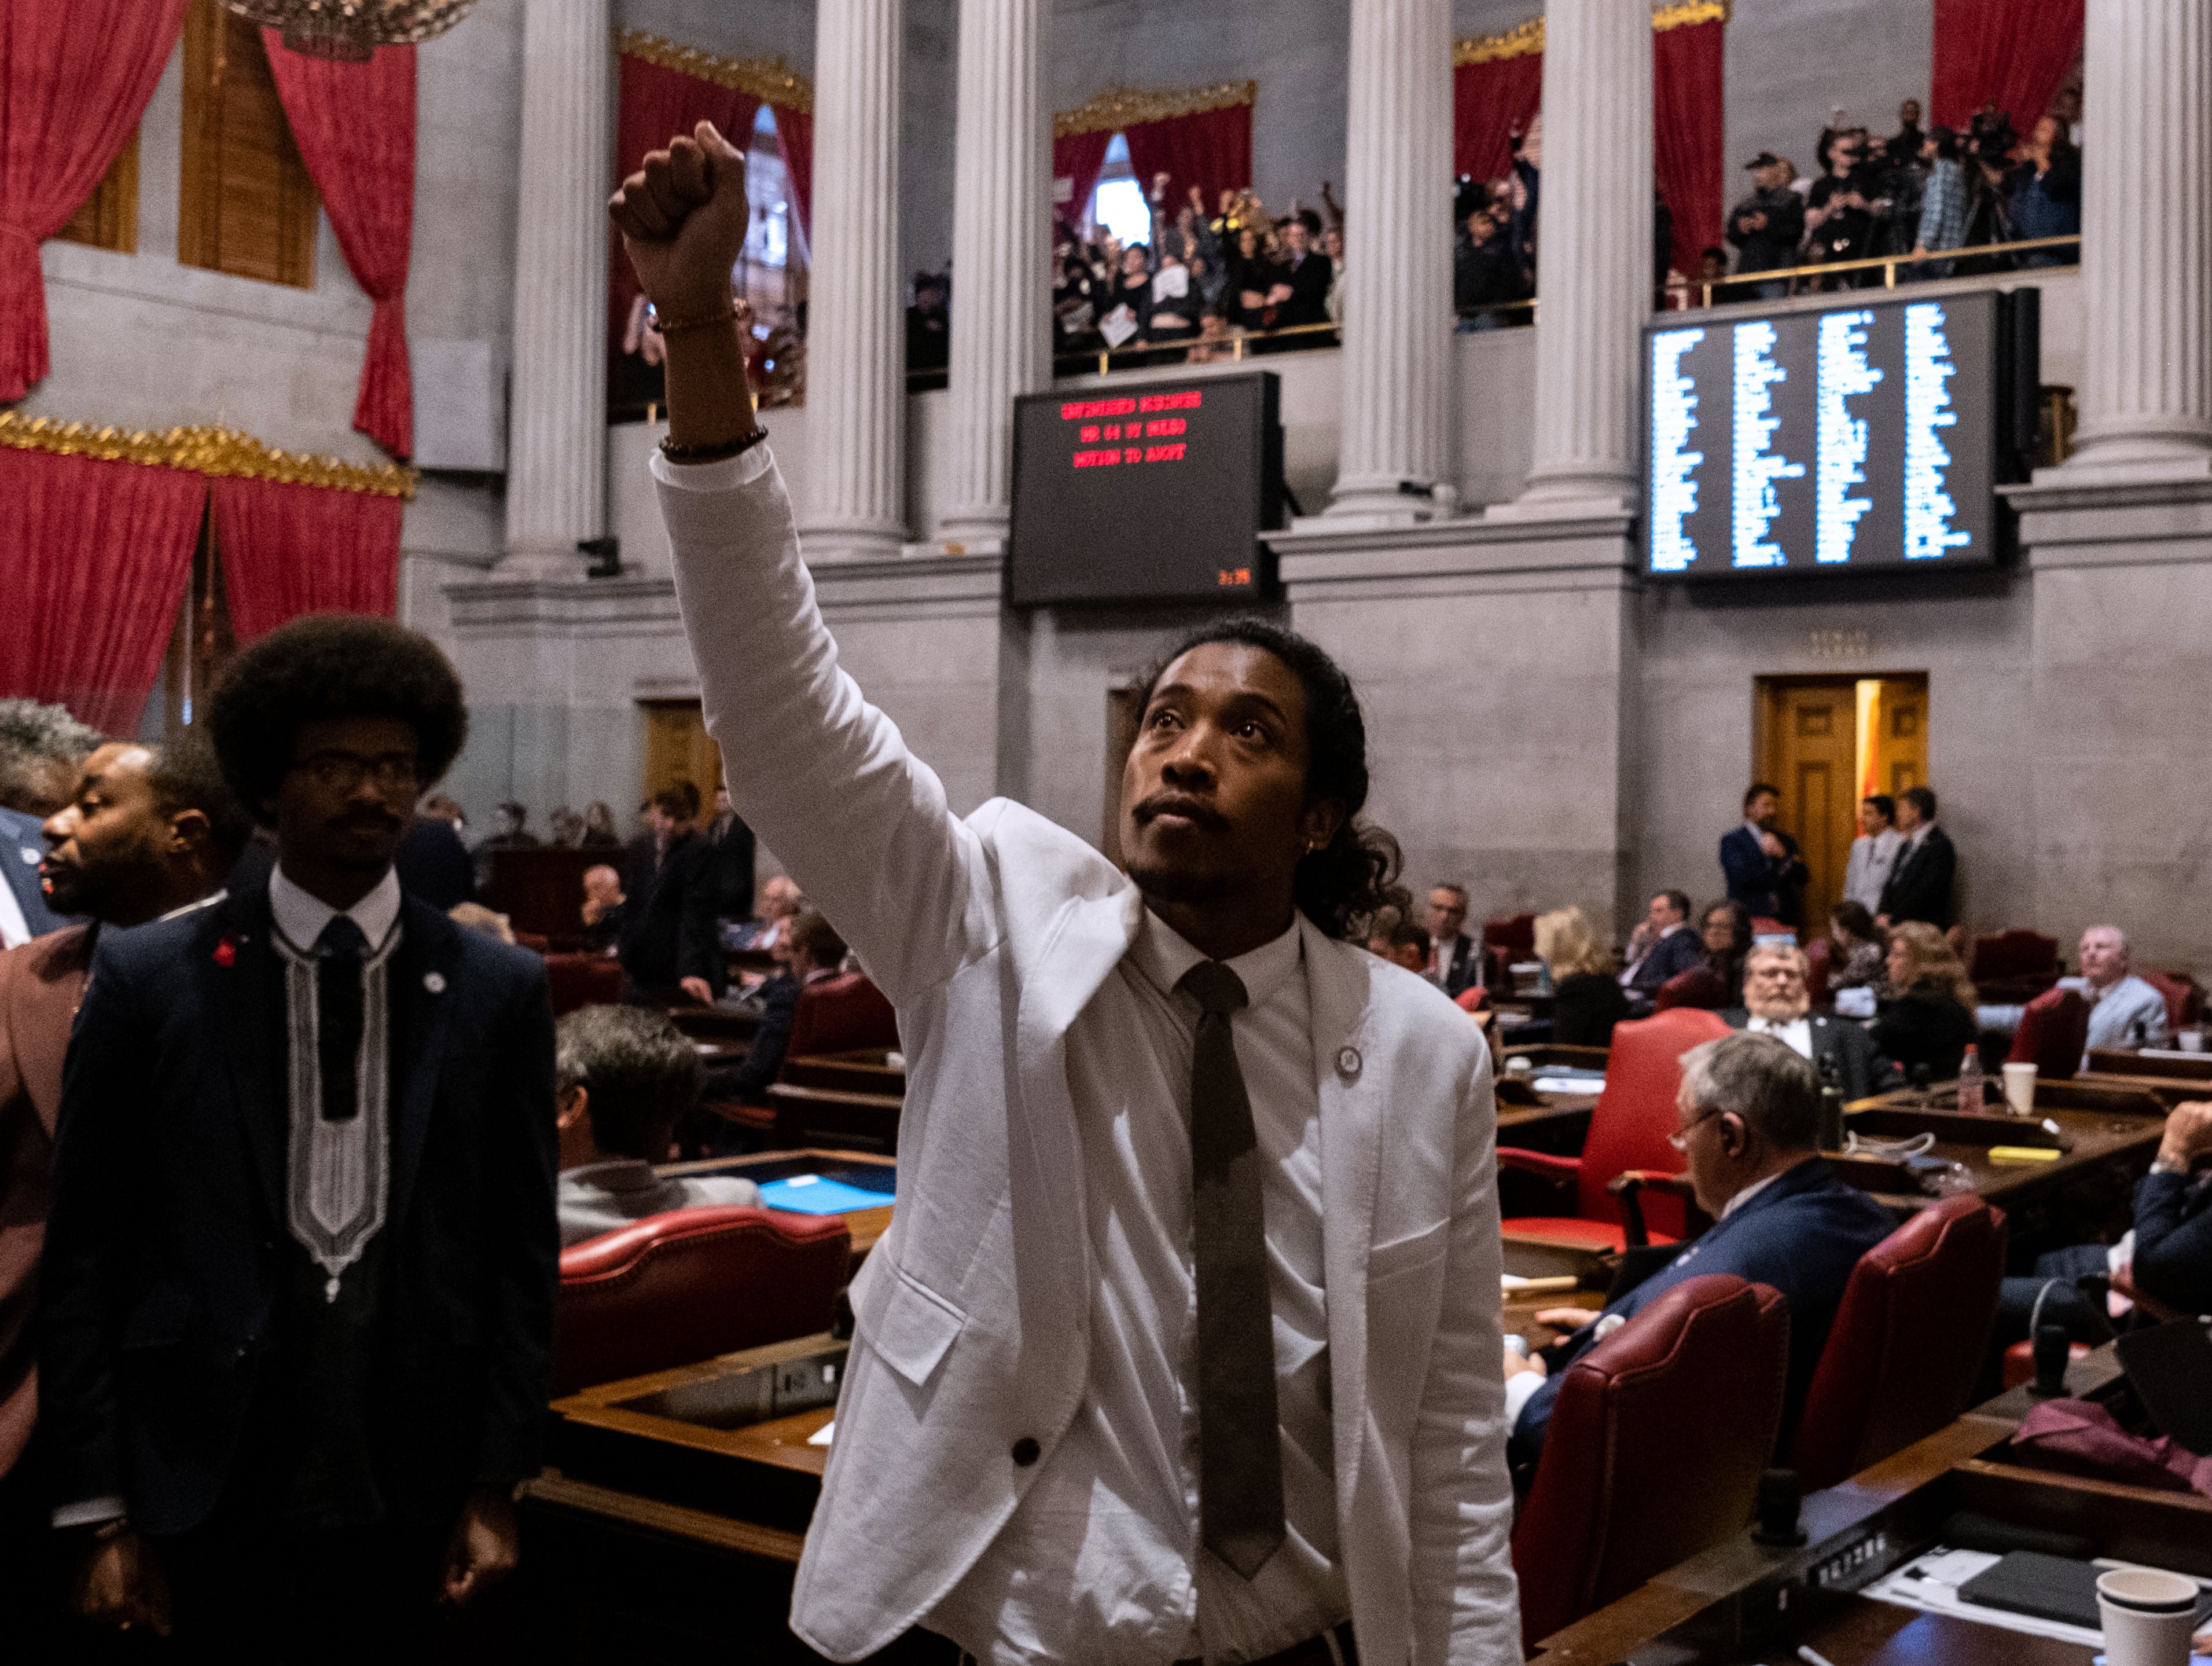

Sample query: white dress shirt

[1746,1012,1814,1061]
[1842,828,1903,912]
[927,911,1345,1666]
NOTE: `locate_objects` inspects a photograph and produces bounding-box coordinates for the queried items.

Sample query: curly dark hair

[1136,617,1401,940]
[207,614,468,824]
[146,735,258,874]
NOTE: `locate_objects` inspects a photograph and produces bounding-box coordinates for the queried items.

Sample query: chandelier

[220,0,478,61]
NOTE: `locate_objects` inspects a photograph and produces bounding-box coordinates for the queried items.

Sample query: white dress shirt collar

[269,863,402,955]
[1746,1011,1815,1061]
[1129,906,1303,1010]
[1722,1168,1788,1219]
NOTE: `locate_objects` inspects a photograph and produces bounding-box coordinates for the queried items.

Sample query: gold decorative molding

[1053,80,1258,139]
[618,30,814,114]
[0,414,417,500]
[1454,1,1726,65]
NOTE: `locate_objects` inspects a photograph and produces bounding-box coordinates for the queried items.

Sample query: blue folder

[757,1175,892,1216]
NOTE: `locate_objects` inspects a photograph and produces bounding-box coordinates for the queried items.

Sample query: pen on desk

[1796,1646,1840,1666]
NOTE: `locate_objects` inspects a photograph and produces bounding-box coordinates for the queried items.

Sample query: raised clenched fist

[609,121,752,320]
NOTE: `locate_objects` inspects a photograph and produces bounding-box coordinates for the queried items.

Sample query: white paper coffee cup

[2001,1060,2038,1117]
[2096,1566,2199,1666]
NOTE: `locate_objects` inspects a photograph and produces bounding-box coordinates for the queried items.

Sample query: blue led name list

[1731,321,1802,567]
[1903,302,1971,559]
[1815,310,1882,564]
[1649,328,1704,573]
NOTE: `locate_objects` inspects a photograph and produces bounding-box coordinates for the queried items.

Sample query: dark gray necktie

[314,915,368,1122]
[1179,960,1285,1580]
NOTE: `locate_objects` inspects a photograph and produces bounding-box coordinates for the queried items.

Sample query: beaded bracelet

[659,426,770,465]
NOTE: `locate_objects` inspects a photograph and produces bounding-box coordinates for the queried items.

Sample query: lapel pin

[19,847,37,863]
[424,971,446,995]
[1337,1046,1362,1078]
[213,938,236,967]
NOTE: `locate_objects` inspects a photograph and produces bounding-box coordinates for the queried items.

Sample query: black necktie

[1179,960,1285,1580]
[315,915,368,1122]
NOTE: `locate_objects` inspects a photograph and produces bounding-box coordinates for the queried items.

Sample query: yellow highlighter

[1988,1145,2062,1165]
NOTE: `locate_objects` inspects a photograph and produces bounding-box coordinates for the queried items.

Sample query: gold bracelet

[653,304,738,336]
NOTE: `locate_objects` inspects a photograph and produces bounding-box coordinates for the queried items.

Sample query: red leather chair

[2006,986,2090,1080]
[1652,964,1728,1012]
[1791,1195,2008,1492]
[783,971,900,1062]
[1500,1007,1731,1250]
[1969,929,2062,1004]
[1803,935,1832,1008]
[543,951,623,1017]
[1512,1274,1790,1652]
[553,1204,851,1395]
[2141,968,2204,1034]
[1750,916,1794,941]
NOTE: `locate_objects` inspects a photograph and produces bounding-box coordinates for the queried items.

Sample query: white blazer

[653,446,1522,1666]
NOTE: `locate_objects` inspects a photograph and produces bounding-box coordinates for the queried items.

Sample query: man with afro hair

[42,614,558,1653]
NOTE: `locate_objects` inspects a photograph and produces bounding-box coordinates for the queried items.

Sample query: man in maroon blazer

[0,738,247,1641]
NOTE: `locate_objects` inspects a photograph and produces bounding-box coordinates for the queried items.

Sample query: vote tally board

[1008,371,1284,607]
[1644,289,2026,579]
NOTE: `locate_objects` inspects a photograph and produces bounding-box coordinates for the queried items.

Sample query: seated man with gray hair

[554,1004,763,1246]
[2059,924,2172,1056]
[1502,1032,1896,1485]
[1721,941,1900,1102]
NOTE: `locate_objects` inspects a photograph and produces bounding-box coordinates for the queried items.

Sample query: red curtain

[211,476,401,645]
[771,103,812,248]
[0,448,202,734]
[1653,20,1724,280]
[1452,54,1542,181]
[264,36,417,460]
[0,0,190,402]
[611,56,763,373]
[1930,0,2084,133]
[1122,103,1254,225]
[1053,130,1112,230]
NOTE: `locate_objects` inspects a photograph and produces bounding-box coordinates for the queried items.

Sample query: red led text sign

[1060,390,1201,471]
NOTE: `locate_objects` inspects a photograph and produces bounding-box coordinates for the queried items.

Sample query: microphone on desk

[2031,1320,2075,1398]
[1751,1467,1807,1547]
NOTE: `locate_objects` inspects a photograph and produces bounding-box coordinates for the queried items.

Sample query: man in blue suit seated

[1504,1031,1896,1487]
[1720,783,1810,929]
[1995,1100,2212,1344]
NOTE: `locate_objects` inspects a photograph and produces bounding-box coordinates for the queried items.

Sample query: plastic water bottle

[1957,1047,1985,1114]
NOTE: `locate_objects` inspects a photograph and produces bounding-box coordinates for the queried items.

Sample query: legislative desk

[1530,1344,2212,1665]
[660,1146,895,1265]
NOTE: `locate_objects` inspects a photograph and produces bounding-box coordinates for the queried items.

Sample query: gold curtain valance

[1053,80,1258,139]
[618,29,815,115]
[0,414,417,500]
[1454,1,1727,66]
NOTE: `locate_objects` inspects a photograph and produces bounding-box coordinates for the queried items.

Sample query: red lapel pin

[213,937,237,967]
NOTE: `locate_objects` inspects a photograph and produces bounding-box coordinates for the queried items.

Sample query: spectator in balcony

[2008,114,2080,267]
[906,271,950,373]
[1454,206,1526,330]
[580,800,622,848]
[1910,126,1970,276]
[1805,128,1888,287]
[1726,152,1805,300]
[1103,243,1156,353]
[1322,225,1344,324]
[1226,223,1281,333]
[1146,247,1203,351]
[1886,97,1925,167]
[1276,216,1333,333]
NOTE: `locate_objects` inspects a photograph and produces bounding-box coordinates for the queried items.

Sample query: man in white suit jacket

[614,126,1522,1666]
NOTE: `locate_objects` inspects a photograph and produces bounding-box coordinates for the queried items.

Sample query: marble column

[934,0,1049,549]
[501,0,611,578]
[1500,0,1650,513]
[2062,0,2212,476]
[1324,0,1454,519]
[799,0,907,560]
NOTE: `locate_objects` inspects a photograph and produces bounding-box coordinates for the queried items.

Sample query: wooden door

[641,700,723,811]
[1867,678,1928,799]
[1758,680,1859,934]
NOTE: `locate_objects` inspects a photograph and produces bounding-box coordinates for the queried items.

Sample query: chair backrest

[1803,934,1831,1008]
[1750,917,1794,941]
[1653,964,1727,1012]
[2140,968,2203,1033]
[783,971,899,1063]
[553,1204,851,1396]
[2006,986,2090,1079]
[1483,912,1537,959]
[1575,1007,1732,1231]
[1512,1274,1789,1652]
[543,951,624,1017]
[1968,928,2060,982]
[1790,1195,2008,1492]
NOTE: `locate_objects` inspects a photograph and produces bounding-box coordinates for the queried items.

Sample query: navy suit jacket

[1510,1157,1895,1479]
[39,879,558,1534]
[1626,925,1705,996]
[0,807,66,941]
[2133,1168,2212,1318]
[1878,825,1957,929]
[1721,824,1810,925]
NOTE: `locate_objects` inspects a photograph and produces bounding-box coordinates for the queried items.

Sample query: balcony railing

[896,236,2079,391]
